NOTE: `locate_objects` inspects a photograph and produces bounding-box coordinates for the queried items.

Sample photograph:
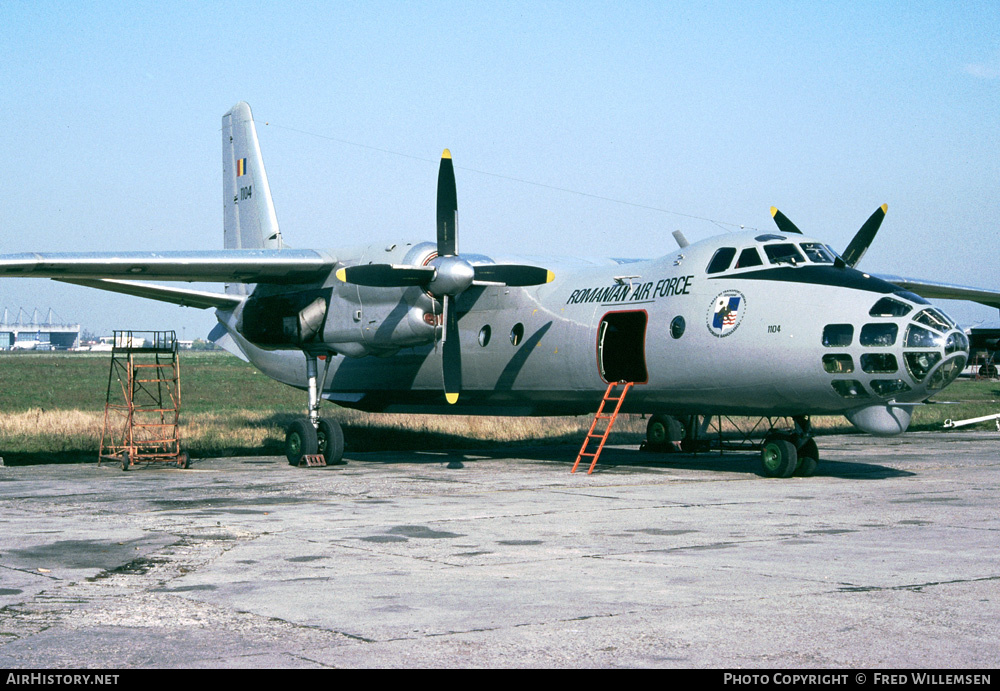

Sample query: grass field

[1,351,997,464]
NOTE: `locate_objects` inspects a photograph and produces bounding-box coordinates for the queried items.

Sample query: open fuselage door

[597,310,648,384]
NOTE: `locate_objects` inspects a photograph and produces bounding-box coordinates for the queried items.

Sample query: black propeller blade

[441,295,461,404]
[770,207,803,234]
[473,264,554,286]
[437,150,458,256]
[770,204,888,269]
[841,204,887,268]
[336,264,435,287]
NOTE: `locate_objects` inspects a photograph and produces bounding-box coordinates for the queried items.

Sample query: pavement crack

[837,575,1000,593]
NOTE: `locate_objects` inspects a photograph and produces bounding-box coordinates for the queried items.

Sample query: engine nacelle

[238,288,331,348]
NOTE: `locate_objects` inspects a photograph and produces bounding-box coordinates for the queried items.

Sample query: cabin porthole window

[670,316,685,339]
[478,325,491,347]
[510,323,524,346]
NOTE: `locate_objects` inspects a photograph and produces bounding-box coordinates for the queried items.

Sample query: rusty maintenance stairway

[99,330,188,470]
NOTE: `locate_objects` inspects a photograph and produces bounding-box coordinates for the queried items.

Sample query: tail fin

[222,102,283,253]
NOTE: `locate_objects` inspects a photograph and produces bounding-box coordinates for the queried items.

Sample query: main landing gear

[640,413,819,479]
[285,352,345,466]
[641,414,705,454]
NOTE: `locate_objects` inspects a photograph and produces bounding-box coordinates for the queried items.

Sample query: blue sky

[1,0,998,337]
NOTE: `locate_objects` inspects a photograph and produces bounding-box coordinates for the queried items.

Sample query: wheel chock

[298,454,327,467]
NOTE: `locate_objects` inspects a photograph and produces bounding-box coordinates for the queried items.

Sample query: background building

[0,308,80,350]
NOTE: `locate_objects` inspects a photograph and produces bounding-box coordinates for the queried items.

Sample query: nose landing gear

[760,416,818,478]
[640,412,819,478]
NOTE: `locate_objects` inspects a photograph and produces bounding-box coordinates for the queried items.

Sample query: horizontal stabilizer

[0,249,336,284]
[55,279,243,310]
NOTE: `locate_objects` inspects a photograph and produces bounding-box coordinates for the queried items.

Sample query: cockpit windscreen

[763,243,805,266]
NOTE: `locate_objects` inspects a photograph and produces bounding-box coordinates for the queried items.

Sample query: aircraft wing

[55,279,243,310]
[877,274,1000,311]
[0,249,336,283]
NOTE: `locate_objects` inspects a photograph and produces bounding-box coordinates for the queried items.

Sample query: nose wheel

[761,417,819,478]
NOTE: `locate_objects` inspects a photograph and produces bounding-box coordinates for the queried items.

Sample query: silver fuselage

[217,231,969,434]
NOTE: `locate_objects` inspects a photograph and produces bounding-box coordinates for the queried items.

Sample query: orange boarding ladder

[572,381,634,474]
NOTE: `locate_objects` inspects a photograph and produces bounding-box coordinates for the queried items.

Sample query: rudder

[222,102,283,253]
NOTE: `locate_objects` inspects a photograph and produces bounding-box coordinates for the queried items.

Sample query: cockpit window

[823,324,854,347]
[869,297,912,318]
[800,243,836,264]
[913,308,954,332]
[861,353,898,374]
[832,380,869,399]
[905,352,941,381]
[946,331,969,355]
[870,379,912,396]
[763,243,805,266]
[706,247,737,274]
[905,324,943,348]
[735,247,763,269]
[860,323,898,347]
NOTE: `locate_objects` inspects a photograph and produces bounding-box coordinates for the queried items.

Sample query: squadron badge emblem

[707,290,746,338]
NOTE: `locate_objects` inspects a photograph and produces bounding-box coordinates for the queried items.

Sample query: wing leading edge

[0,248,337,310]
[0,249,336,283]
[878,274,1000,311]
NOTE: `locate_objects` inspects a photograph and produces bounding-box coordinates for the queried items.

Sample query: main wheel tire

[317,418,345,465]
[795,439,819,477]
[646,415,683,452]
[761,438,797,478]
[286,418,318,466]
[177,451,190,470]
[795,456,818,477]
[646,415,669,448]
[121,451,130,472]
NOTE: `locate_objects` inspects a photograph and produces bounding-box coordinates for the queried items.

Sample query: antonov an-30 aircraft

[3,102,999,477]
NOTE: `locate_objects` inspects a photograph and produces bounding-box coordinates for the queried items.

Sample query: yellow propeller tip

[546,270,555,283]
[445,392,459,404]
[442,149,452,159]
[770,206,779,218]
[880,203,888,213]
[335,268,347,282]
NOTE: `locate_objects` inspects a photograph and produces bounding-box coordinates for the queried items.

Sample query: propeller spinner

[336,150,554,404]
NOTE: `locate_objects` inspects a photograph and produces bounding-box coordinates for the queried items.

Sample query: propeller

[769,207,803,235]
[769,204,888,268]
[841,204,887,268]
[336,149,554,404]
